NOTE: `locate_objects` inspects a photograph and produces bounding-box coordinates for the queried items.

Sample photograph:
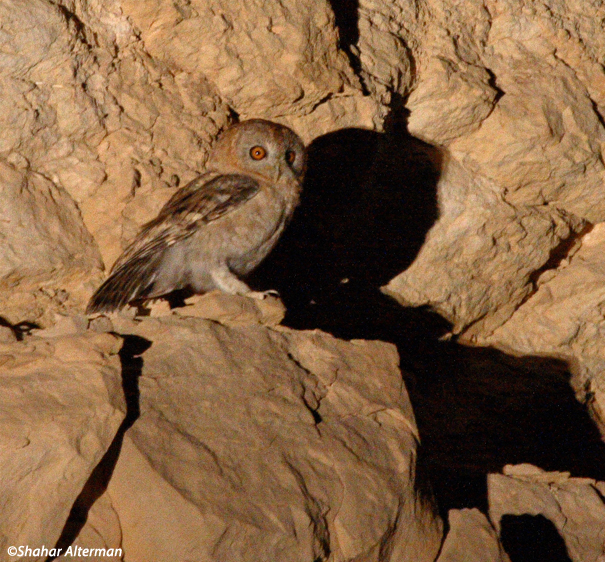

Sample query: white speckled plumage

[87,119,306,314]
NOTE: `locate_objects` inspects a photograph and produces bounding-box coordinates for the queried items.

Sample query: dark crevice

[302,395,323,425]
[528,221,593,290]
[52,2,97,50]
[286,352,323,424]
[326,0,369,94]
[485,67,505,105]
[49,335,150,560]
[0,317,39,341]
[590,98,605,132]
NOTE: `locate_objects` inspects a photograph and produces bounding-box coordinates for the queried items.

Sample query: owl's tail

[86,255,160,314]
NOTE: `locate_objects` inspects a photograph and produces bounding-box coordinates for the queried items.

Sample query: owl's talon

[246,289,280,300]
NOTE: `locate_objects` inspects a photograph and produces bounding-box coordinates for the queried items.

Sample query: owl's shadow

[250,123,605,522]
[251,122,443,340]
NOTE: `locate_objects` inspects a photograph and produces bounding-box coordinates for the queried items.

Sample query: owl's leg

[209,266,277,300]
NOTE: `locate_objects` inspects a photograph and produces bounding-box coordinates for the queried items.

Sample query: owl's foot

[246,289,280,300]
[210,267,279,300]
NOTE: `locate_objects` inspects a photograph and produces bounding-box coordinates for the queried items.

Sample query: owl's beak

[274,163,284,183]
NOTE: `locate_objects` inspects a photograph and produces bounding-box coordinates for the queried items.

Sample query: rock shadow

[50,335,150,559]
[500,514,572,562]
[250,115,605,522]
[0,316,40,340]
[326,0,364,81]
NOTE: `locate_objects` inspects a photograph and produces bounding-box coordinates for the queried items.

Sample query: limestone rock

[93,312,443,561]
[489,464,605,562]
[479,222,605,433]
[364,0,605,333]
[119,0,365,124]
[0,162,102,325]
[0,332,125,561]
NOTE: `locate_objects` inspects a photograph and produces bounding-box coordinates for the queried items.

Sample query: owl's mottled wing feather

[86,173,260,313]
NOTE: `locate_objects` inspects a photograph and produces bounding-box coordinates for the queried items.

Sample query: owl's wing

[86,173,260,313]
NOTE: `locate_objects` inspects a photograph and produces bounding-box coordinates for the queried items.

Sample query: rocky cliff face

[1,0,604,560]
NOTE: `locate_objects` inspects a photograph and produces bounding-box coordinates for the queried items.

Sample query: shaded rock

[383,158,587,335]
[0,332,124,561]
[481,222,605,434]
[437,508,510,562]
[489,464,605,562]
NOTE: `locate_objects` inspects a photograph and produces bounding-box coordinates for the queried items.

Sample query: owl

[86,119,306,314]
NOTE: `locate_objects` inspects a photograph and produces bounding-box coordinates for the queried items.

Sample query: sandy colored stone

[0,332,125,562]
[176,291,286,326]
[0,162,102,324]
[97,312,443,561]
[55,492,123,562]
[489,464,605,562]
[120,0,359,120]
[363,0,605,333]
[384,158,587,334]
[480,222,605,432]
[108,435,226,562]
[406,59,498,144]
[437,509,510,562]
[0,327,17,343]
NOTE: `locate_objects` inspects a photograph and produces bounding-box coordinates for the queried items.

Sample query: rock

[0,327,17,343]
[406,59,498,144]
[106,434,227,562]
[178,291,287,327]
[437,509,510,562]
[0,162,103,325]
[94,312,444,561]
[489,464,605,562]
[119,0,374,135]
[361,0,605,334]
[0,332,125,561]
[480,222,605,433]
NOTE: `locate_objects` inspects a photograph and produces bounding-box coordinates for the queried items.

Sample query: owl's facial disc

[209,119,306,183]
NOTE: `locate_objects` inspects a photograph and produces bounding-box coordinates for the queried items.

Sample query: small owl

[86,119,306,314]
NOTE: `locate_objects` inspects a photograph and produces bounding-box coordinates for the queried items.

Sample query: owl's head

[209,119,306,183]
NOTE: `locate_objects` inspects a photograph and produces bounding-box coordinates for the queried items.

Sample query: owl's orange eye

[250,146,267,160]
[285,150,296,164]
